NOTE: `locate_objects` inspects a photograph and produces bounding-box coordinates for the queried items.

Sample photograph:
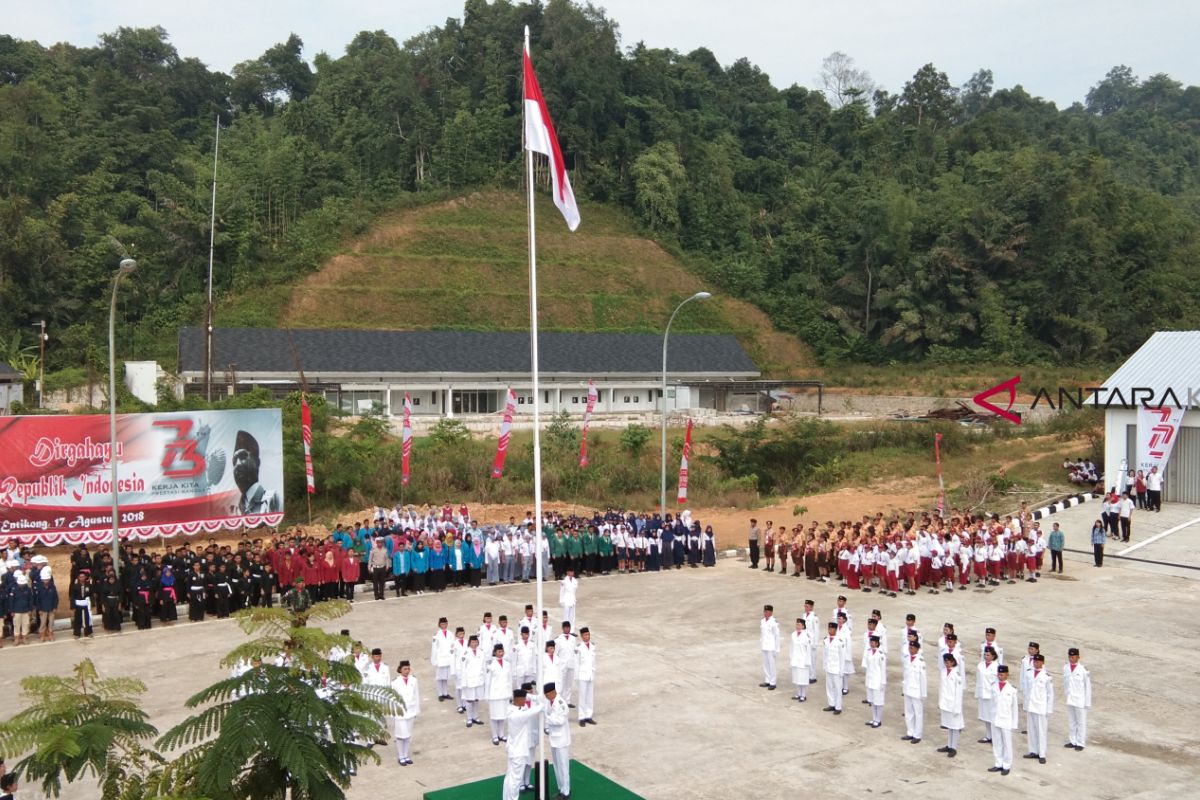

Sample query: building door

[452,390,499,415]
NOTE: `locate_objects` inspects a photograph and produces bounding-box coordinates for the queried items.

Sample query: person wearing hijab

[687,522,702,567]
[159,565,179,623]
[132,566,154,630]
[702,526,717,567]
[36,565,59,642]
[97,567,123,632]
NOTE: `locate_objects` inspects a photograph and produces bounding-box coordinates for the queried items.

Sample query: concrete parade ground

[1,541,1198,799]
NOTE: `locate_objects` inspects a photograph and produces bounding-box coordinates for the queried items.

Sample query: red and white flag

[301,394,315,495]
[579,380,598,467]
[934,432,945,517]
[523,45,580,231]
[401,392,413,486]
[677,418,693,504]
[492,388,518,478]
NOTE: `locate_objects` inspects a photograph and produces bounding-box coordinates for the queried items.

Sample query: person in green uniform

[581,527,598,576]
[566,530,583,576]
[552,530,568,581]
[598,529,614,575]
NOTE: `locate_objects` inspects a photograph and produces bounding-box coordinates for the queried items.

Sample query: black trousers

[749,540,760,567]
[1119,517,1131,541]
[1051,550,1063,572]
[1148,489,1162,511]
[1093,543,1104,566]
[73,605,94,636]
[371,567,388,600]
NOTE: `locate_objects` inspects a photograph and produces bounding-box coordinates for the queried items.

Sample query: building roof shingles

[179,328,759,376]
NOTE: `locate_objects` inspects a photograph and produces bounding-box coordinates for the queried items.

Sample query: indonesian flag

[401,392,413,486]
[523,45,580,231]
[934,432,945,517]
[579,380,598,467]
[492,387,518,478]
[677,418,693,504]
[301,395,315,495]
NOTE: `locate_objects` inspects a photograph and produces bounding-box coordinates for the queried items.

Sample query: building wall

[0,381,22,414]
[1105,406,1200,503]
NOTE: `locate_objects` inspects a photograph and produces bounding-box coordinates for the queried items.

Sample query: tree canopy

[1,0,1198,370]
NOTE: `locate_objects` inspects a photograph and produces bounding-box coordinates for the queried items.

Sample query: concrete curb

[1030,491,1100,520]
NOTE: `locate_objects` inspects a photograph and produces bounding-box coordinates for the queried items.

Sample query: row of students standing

[759,598,1093,776]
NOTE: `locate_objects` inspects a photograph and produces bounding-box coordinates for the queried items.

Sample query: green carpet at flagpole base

[422,759,645,799]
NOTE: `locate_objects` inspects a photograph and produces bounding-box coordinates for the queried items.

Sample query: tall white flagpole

[524,25,547,800]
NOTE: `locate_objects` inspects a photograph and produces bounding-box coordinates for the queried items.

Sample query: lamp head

[693,292,712,300]
[118,258,137,275]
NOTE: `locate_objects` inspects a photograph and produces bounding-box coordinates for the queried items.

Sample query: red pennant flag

[301,395,315,495]
[579,379,597,467]
[677,418,693,504]
[523,47,580,231]
[401,392,413,486]
[492,388,517,478]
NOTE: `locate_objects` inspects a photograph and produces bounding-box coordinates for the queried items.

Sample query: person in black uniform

[69,570,95,637]
[97,567,123,632]
[214,563,233,618]
[187,562,206,622]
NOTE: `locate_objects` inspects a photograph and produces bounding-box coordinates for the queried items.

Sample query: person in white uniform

[487,644,513,745]
[821,622,845,713]
[502,689,545,800]
[451,626,469,711]
[989,665,1019,775]
[542,640,561,690]
[514,626,538,690]
[976,645,1000,743]
[363,648,391,689]
[901,640,928,744]
[544,682,572,798]
[803,600,820,683]
[460,635,486,727]
[391,661,421,766]
[1023,653,1054,764]
[555,622,579,708]
[430,617,455,701]
[575,627,597,725]
[1062,647,1092,751]
[861,634,886,727]
[937,653,965,757]
[789,617,814,702]
[760,604,780,690]
[559,570,578,628]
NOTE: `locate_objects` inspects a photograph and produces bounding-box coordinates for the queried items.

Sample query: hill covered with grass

[219,190,813,376]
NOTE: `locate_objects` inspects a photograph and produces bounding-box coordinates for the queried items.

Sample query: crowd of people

[745,507,1069,594]
[230,597,597,799]
[0,503,720,645]
[758,598,1093,775]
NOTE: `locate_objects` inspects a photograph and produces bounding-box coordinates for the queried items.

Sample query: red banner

[0,409,283,546]
[677,418,693,504]
[580,379,597,467]
[301,395,315,495]
[401,393,413,486]
[492,388,517,478]
[935,432,945,517]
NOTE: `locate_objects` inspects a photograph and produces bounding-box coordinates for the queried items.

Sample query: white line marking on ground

[1118,515,1200,556]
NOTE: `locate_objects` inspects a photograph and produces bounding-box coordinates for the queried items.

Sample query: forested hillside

[1,0,1198,379]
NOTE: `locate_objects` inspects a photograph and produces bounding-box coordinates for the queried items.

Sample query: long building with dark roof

[177,327,768,417]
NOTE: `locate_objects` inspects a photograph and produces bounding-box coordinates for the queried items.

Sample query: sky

[5,0,1196,107]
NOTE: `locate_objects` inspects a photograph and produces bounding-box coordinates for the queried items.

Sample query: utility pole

[205,115,220,402]
[32,319,47,408]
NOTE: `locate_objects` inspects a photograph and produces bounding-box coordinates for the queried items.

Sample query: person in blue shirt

[464,533,484,588]
[428,539,448,592]
[34,564,59,642]
[410,541,430,595]
[8,568,35,645]
[1090,520,1105,567]
[1047,523,1065,574]
[392,542,412,597]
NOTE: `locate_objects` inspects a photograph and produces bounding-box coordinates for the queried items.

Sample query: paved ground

[1,554,1198,799]
[1048,499,1200,579]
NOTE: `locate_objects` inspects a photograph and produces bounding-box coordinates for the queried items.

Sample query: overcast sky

[6,1,1196,107]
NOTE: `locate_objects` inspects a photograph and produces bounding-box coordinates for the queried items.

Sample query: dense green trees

[1,0,1198,372]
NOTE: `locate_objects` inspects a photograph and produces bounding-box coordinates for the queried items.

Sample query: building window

[623,395,631,403]
[452,390,499,415]
[412,397,421,406]
[518,396,525,404]
[544,391,550,403]
[572,396,579,403]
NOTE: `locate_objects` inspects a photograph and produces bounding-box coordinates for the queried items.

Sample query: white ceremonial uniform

[391,674,421,762]
[559,575,578,627]
[495,625,516,658]
[503,699,545,800]
[992,679,1019,770]
[981,639,1004,666]
[555,633,578,707]
[545,692,572,797]
[542,651,561,689]
[939,666,965,730]
[837,623,855,694]
[452,637,469,705]
[576,638,597,721]
[902,652,928,740]
[803,610,821,677]
[514,637,538,689]
[822,633,845,710]
[460,647,486,720]
[487,656,514,739]
[478,622,498,660]
[1025,667,1055,758]
[431,628,455,692]
[861,646,887,707]
[1062,662,1092,748]
[363,660,391,688]
[976,659,999,740]
[790,628,815,689]
[761,615,781,688]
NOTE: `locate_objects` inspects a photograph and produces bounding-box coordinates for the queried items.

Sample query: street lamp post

[109,258,136,576]
[31,319,46,408]
[660,291,711,521]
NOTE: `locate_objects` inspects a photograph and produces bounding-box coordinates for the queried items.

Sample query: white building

[1100,330,1200,504]
[0,362,24,414]
[176,327,784,418]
